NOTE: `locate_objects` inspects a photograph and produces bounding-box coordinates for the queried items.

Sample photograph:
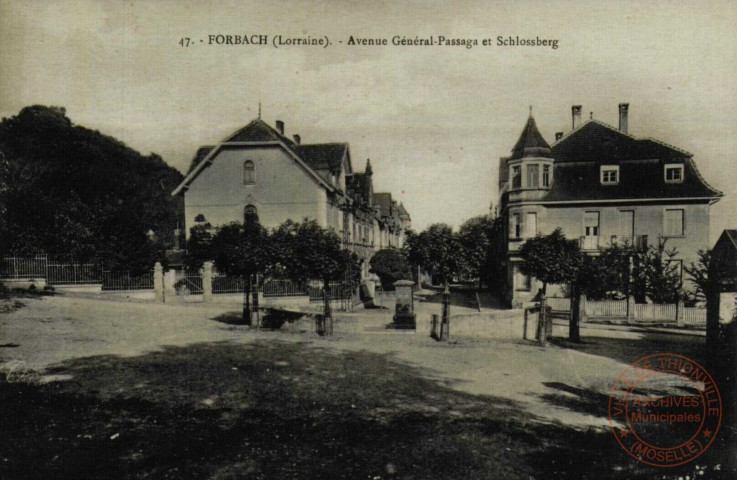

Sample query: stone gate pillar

[154,262,164,303]
[202,262,213,303]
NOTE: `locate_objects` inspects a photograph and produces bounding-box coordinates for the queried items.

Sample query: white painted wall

[184,145,330,234]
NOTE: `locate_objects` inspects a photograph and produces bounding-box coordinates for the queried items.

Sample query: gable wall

[184,145,327,235]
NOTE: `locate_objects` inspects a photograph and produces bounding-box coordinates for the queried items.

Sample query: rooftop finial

[529,105,533,115]
[258,101,262,118]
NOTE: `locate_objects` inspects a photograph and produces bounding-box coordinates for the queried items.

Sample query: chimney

[293,134,301,144]
[555,132,563,141]
[618,103,629,134]
[275,120,284,135]
[571,105,582,129]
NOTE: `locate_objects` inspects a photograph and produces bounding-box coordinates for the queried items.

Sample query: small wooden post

[440,284,450,340]
[523,308,528,340]
[676,299,685,327]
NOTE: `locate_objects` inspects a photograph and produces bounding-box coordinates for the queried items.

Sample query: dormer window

[601,166,619,185]
[665,164,684,183]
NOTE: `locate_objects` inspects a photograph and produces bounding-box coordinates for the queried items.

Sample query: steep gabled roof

[294,143,348,174]
[186,146,215,174]
[373,192,393,217]
[716,230,737,250]
[172,118,339,196]
[511,115,551,159]
[551,120,691,163]
[225,118,296,148]
[347,172,372,206]
[539,119,722,202]
[396,202,410,219]
[541,157,721,202]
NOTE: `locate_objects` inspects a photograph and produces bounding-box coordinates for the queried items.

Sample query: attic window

[601,166,619,185]
[665,164,684,183]
[243,160,255,185]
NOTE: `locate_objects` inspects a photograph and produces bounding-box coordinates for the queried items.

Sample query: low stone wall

[102,290,156,301]
[53,284,103,294]
[1,278,47,290]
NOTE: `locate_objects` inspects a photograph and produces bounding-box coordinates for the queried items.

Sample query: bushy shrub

[369,249,412,291]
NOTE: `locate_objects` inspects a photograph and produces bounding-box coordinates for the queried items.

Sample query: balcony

[579,236,601,251]
[579,235,649,251]
[609,235,649,250]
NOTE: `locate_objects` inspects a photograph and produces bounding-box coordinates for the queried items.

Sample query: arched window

[243,160,255,184]
[244,205,259,225]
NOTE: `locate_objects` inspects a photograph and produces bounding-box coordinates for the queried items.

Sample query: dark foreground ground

[1,336,734,480]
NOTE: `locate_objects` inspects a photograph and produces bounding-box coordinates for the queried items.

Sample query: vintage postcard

[1,1,736,479]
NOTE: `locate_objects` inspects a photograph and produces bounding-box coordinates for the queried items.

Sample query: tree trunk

[243,276,251,326]
[538,283,548,346]
[440,283,450,341]
[706,286,720,350]
[569,284,581,343]
[251,275,259,328]
[323,278,333,336]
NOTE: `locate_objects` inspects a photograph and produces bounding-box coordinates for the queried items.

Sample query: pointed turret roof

[511,115,551,159]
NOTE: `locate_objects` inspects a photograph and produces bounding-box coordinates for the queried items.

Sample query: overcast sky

[1,1,736,242]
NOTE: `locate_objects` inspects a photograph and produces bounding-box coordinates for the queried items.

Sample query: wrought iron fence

[176,270,203,294]
[262,279,308,297]
[1,255,48,279]
[47,263,100,284]
[212,275,246,294]
[308,281,350,301]
[101,270,154,291]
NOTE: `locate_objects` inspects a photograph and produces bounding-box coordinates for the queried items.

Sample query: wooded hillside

[0,105,184,270]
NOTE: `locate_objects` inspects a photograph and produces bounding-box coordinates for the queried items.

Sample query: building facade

[172,117,410,278]
[498,105,722,307]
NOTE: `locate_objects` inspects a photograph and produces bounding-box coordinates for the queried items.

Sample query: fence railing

[632,302,676,321]
[587,300,628,317]
[682,307,707,325]
[47,263,100,284]
[212,275,246,294]
[176,271,203,294]
[547,297,571,312]
[543,296,706,326]
[1,255,48,279]
[309,281,350,301]
[262,279,308,297]
[101,270,154,291]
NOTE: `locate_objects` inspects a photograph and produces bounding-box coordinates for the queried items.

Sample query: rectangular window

[584,211,600,237]
[525,212,537,237]
[510,213,521,239]
[526,164,539,188]
[542,165,551,187]
[664,209,684,236]
[618,210,634,239]
[665,165,684,183]
[601,166,619,185]
[512,166,521,189]
[515,264,531,291]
